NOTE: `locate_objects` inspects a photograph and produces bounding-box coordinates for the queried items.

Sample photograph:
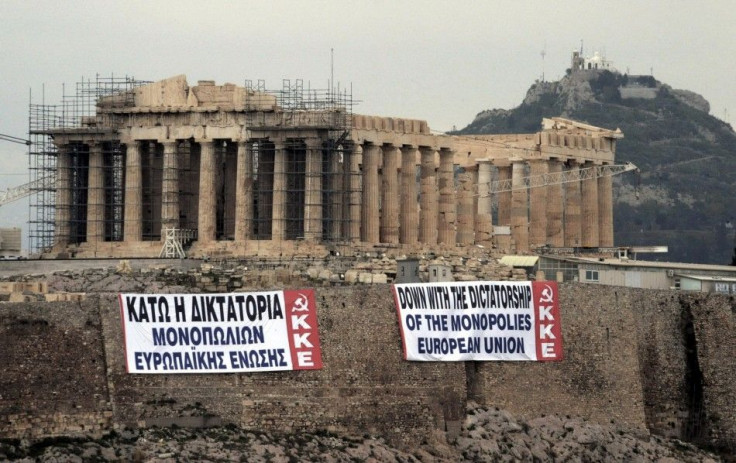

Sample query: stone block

[20,282,39,293]
[307,267,323,279]
[372,273,388,284]
[0,282,15,293]
[275,268,292,283]
[9,292,26,302]
[344,270,359,284]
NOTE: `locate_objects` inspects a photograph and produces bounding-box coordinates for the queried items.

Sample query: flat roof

[676,274,736,282]
[500,256,539,267]
[541,255,736,273]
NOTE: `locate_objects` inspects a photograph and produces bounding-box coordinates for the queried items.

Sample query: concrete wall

[1,284,735,451]
[620,86,658,100]
[581,268,671,289]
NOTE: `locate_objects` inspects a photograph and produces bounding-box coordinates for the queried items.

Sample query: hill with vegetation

[455,68,736,264]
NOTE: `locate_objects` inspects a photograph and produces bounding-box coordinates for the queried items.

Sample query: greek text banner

[119,290,323,374]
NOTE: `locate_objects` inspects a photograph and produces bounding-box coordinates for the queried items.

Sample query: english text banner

[392,281,563,362]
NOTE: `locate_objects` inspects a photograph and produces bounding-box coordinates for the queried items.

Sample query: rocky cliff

[456,69,736,264]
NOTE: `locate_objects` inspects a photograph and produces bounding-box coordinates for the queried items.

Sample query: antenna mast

[540,42,547,82]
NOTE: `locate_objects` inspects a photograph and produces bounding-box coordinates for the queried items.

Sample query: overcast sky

[1,0,734,247]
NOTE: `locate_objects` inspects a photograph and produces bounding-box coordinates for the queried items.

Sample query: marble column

[437,148,456,245]
[400,145,418,245]
[197,140,216,243]
[272,140,286,241]
[234,141,253,242]
[546,160,564,247]
[581,161,599,247]
[348,144,363,242]
[419,147,438,245]
[564,160,582,247]
[456,168,476,245]
[528,159,548,249]
[86,143,104,243]
[304,139,323,241]
[55,144,71,246]
[598,166,614,247]
[223,143,237,239]
[511,160,529,252]
[124,141,142,242]
[476,159,493,244]
[330,145,344,240]
[361,144,380,243]
[497,165,512,226]
[380,144,400,244]
[161,140,179,235]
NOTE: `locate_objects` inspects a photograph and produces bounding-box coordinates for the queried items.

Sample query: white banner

[393,281,563,362]
[119,290,323,374]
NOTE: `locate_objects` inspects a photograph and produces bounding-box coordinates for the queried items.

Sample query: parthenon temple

[32,75,623,258]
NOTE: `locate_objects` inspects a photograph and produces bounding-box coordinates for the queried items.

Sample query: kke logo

[292,293,310,312]
[539,284,554,303]
[284,290,323,370]
[533,281,562,361]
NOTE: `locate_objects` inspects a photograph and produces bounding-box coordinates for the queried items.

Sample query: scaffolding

[28,75,149,253]
[30,75,356,255]
[244,79,357,243]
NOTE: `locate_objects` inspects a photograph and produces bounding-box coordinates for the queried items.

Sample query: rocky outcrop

[0,405,722,462]
[456,64,736,264]
[522,73,596,114]
[670,87,710,113]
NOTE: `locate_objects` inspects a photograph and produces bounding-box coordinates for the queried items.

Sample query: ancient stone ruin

[31,75,622,259]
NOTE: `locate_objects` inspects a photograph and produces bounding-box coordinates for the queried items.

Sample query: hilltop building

[30,75,622,258]
[570,51,616,72]
[571,50,616,73]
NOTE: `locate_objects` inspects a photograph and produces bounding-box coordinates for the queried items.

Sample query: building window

[585,270,599,282]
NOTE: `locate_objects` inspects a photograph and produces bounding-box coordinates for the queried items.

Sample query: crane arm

[481,162,638,196]
[0,133,31,146]
[0,177,55,206]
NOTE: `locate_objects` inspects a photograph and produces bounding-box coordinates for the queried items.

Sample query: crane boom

[0,162,637,206]
[0,177,55,207]
[0,133,31,145]
[482,162,638,196]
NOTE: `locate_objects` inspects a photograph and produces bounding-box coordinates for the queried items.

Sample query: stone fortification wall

[0,300,111,439]
[101,287,466,446]
[471,284,648,433]
[469,286,722,446]
[687,293,736,450]
[1,283,735,451]
[632,291,691,440]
